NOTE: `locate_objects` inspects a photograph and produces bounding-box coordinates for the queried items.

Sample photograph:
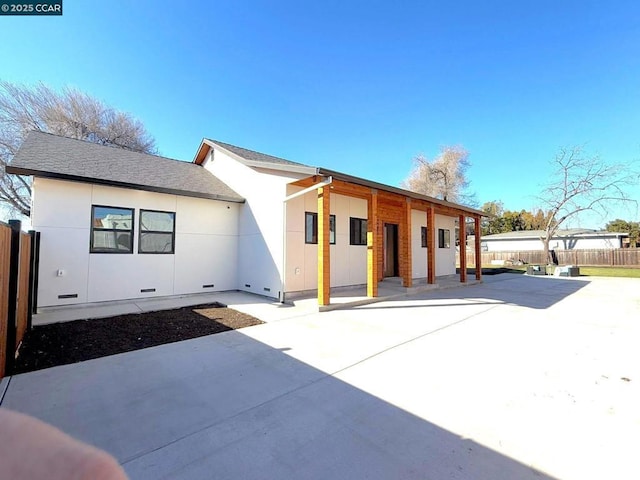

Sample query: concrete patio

[32,275,482,324]
[286,274,482,311]
[2,274,639,479]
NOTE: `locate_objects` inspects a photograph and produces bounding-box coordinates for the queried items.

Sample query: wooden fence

[457,248,640,267]
[0,225,10,379]
[0,220,40,378]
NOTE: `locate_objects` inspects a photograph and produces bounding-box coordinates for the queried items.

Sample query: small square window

[90,205,134,253]
[438,228,450,248]
[349,217,368,246]
[421,226,428,248]
[139,210,176,254]
[305,212,335,244]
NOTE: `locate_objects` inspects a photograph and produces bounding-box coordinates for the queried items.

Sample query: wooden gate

[0,220,40,378]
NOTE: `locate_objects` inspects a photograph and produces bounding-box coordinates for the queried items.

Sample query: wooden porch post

[402,198,413,287]
[459,214,467,283]
[474,215,482,281]
[367,190,379,297]
[427,206,435,284]
[318,187,330,305]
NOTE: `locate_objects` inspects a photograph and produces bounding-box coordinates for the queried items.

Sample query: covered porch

[286,172,484,307]
[286,274,482,312]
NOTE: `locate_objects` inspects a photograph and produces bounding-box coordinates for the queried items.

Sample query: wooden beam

[290,176,320,188]
[434,205,470,217]
[367,191,379,297]
[331,179,372,198]
[194,144,211,165]
[377,190,406,207]
[410,197,477,217]
[427,206,435,284]
[330,186,370,200]
[402,199,412,287]
[289,177,481,219]
[474,216,482,281]
[459,214,467,283]
[318,187,330,305]
[408,199,430,212]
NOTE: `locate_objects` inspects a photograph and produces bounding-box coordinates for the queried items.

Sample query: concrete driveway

[2,274,639,479]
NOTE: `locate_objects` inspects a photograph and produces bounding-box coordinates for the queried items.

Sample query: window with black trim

[438,228,450,248]
[305,212,335,244]
[349,217,368,246]
[421,226,428,248]
[91,205,134,253]
[139,209,176,254]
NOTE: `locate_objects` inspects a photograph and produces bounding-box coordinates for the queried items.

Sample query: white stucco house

[480,229,629,252]
[7,132,485,309]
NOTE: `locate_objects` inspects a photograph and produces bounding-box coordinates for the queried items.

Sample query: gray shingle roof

[202,138,485,216]
[7,132,244,203]
[207,139,309,167]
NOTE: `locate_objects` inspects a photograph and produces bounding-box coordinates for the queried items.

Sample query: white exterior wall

[411,209,428,280]
[203,149,304,298]
[485,236,623,252]
[568,237,623,249]
[435,214,456,276]
[284,189,368,292]
[485,239,543,252]
[32,178,239,307]
[33,179,92,307]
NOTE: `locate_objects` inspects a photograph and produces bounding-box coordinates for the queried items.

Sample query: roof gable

[7,132,244,203]
[194,138,485,216]
[208,139,308,167]
[194,139,317,175]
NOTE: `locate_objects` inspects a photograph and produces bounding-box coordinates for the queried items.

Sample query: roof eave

[206,141,317,175]
[7,166,246,204]
[317,167,485,216]
[193,139,216,165]
[243,159,317,175]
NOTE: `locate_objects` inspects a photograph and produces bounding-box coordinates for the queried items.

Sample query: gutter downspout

[283,176,333,203]
[280,176,333,303]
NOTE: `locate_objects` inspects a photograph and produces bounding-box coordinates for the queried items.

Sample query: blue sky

[1,0,639,226]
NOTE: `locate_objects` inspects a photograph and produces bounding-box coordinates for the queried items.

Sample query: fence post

[5,220,21,375]
[32,231,40,314]
[27,230,38,330]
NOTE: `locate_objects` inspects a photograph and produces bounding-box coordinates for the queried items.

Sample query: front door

[383,223,399,277]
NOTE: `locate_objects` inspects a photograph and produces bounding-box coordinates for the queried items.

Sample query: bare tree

[537,146,638,263]
[0,80,157,216]
[402,145,477,205]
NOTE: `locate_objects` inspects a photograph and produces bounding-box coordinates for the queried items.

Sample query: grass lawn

[576,266,640,278]
[469,264,640,278]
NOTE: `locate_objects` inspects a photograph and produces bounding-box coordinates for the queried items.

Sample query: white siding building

[8,132,485,310]
[480,229,628,252]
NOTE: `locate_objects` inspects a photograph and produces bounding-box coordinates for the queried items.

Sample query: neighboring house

[7,131,484,309]
[479,229,629,252]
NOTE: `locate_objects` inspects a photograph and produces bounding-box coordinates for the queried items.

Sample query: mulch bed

[13,303,264,375]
